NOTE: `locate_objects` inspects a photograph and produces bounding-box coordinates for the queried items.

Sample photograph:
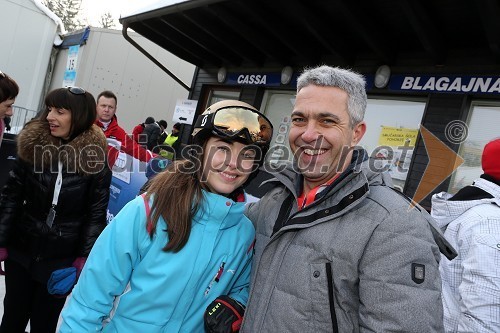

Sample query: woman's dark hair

[0,72,20,103]
[39,88,97,141]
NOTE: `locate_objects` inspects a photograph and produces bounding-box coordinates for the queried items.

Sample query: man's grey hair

[296,65,367,127]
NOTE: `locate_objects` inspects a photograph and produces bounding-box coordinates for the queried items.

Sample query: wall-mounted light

[281,66,293,85]
[217,67,227,83]
[374,65,391,88]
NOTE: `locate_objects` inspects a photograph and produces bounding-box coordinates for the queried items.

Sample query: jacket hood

[431,177,500,229]
[17,120,108,176]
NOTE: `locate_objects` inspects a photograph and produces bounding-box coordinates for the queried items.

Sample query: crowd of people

[0,66,498,332]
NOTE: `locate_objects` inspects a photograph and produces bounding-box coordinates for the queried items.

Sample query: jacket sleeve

[106,126,153,166]
[158,132,167,145]
[227,235,254,307]
[147,127,160,151]
[357,206,444,333]
[455,210,500,333]
[120,128,154,163]
[59,197,148,332]
[0,158,28,246]
[79,165,112,256]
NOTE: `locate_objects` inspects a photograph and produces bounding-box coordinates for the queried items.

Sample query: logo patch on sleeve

[412,263,425,284]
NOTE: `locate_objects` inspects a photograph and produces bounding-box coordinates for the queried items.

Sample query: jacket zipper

[325,262,339,333]
[271,178,366,241]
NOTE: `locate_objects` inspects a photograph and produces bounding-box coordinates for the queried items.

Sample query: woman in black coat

[0,87,112,332]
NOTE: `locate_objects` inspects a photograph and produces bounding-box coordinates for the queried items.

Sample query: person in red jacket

[131,122,145,144]
[95,90,154,167]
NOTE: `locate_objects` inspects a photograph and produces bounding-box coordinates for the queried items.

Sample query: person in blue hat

[59,100,273,332]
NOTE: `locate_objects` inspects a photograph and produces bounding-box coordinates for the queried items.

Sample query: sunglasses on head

[193,106,273,145]
[67,86,86,95]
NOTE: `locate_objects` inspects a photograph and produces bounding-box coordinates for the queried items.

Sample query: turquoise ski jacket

[59,190,255,332]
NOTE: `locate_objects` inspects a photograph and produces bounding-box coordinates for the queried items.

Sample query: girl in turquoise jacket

[59,100,273,333]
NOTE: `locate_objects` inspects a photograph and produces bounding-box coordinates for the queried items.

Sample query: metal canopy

[120,0,500,69]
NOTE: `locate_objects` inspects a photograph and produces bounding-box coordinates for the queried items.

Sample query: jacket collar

[17,120,108,176]
[265,149,378,234]
[264,148,389,199]
[431,177,500,229]
[95,115,119,132]
[193,190,247,230]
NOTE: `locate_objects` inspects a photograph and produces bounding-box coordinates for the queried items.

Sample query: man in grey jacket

[241,65,456,332]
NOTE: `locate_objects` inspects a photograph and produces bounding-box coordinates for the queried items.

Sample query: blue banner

[106,153,148,224]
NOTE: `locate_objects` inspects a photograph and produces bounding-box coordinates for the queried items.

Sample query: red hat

[482,138,500,181]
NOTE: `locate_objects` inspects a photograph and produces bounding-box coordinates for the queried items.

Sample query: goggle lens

[67,86,86,95]
[213,107,273,144]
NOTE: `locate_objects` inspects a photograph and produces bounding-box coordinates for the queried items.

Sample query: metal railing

[4,106,39,135]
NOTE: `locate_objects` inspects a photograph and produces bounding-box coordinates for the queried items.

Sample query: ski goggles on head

[193,106,273,145]
[67,86,86,95]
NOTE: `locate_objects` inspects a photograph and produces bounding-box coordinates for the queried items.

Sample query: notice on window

[377,126,419,182]
[378,126,418,147]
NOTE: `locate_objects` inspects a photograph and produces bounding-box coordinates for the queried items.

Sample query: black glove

[204,295,245,333]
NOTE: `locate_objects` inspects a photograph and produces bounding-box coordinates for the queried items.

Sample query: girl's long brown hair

[144,158,205,252]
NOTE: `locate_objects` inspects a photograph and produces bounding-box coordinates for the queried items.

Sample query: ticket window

[448,103,500,193]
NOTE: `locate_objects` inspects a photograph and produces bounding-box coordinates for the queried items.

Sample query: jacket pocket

[309,262,339,333]
[476,234,500,251]
[325,262,339,333]
[474,234,500,278]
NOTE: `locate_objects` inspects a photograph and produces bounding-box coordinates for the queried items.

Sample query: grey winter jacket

[242,155,456,333]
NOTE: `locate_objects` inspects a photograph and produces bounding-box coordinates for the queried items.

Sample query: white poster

[62,45,79,87]
[173,99,197,124]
